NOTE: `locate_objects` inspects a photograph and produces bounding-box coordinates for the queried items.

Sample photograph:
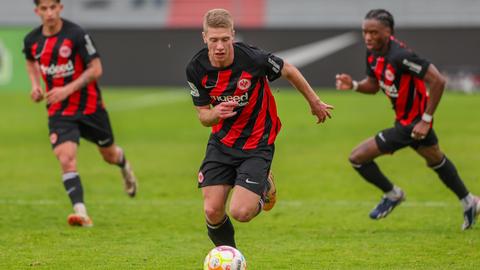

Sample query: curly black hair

[365,9,394,34]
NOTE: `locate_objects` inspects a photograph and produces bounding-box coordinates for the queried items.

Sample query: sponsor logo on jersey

[211,92,249,106]
[237,78,251,91]
[188,81,200,97]
[40,60,75,78]
[59,45,72,58]
[402,59,422,74]
[379,80,398,98]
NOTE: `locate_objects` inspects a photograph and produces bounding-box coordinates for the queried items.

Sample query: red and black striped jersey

[23,19,104,118]
[186,42,284,150]
[366,36,431,126]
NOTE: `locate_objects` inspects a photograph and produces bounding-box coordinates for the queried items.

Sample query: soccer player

[335,9,479,230]
[23,0,137,227]
[186,8,334,247]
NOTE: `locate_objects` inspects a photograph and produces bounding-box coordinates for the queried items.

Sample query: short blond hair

[203,8,234,32]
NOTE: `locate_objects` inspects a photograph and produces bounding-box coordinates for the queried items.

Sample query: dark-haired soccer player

[186,9,334,247]
[24,0,137,227]
[336,9,479,230]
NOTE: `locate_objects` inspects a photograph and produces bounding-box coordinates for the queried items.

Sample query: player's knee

[57,153,76,171]
[101,150,117,164]
[419,147,445,167]
[427,154,445,168]
[230,206,254,223]
[349,150,364,165]
[102,154,115,164]
[204,206,225,224]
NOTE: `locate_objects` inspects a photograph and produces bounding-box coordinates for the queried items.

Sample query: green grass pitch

[1,88,479,269]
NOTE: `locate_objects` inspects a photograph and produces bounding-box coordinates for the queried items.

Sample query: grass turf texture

[1,89,479,269]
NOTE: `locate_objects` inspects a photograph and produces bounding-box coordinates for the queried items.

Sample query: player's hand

[335,73,354,90]
[30,86,44,103]
[310,99,334,124]
[411,120,430,140]
[46,86,72,104]
[214,101,238,120]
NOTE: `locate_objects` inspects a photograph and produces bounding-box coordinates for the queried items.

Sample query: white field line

[0,199,456,208]
[275,32,359,68]
[108,91,188,112]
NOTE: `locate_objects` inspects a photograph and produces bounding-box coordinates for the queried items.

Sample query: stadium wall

[4,1,480,91]
[88,28,480,89]
[3,27,479,91]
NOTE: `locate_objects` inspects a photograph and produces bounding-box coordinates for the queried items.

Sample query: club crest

[237,78,251,91]
[198,171,204,183]
[59,45,72,58]
[385,69,395,81]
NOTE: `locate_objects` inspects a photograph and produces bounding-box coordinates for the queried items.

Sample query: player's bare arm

[336,73,379,94]
[422,63,446,117]
[195,101,238,127]
[281,61,333,123]
[411,64,446,140]
[46,58,103,104]
[26,59,44,102]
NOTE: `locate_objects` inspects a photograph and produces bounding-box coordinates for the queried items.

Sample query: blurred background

[1,0,479,92]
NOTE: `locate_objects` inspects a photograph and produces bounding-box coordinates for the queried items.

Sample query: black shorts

[48,109,115,149]
[375,121,438,153]
[197,140,275,196]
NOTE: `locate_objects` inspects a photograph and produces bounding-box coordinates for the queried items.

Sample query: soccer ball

[203,245,247,270]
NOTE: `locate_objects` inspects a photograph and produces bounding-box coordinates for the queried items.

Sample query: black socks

[431,157,469,199]
[62,172,84,205]
[351,156,470,200]
[206,215,236,248]
[351,161,394,192]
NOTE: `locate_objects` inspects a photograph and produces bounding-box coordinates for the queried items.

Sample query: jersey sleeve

[247,45,284,82]
[397,50,430,79]
[23,35,35,61]
[186,64,210,106]
[264,53,284,82]
[75,29,100,64]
